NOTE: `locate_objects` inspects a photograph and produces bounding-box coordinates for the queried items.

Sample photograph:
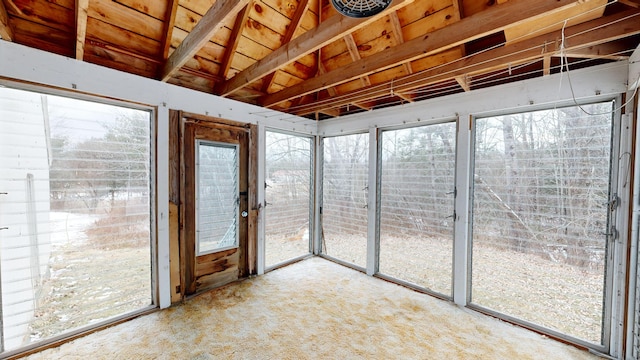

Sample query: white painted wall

[0,88,51,351]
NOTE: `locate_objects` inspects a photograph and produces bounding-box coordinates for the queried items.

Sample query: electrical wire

[251,1,635,119]
[278,2,617,114]
[557,14,640,116]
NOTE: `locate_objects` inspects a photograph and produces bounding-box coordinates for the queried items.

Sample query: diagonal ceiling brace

[259,0,310,94]
[292,10,640,115]
[259,0,600,108]
[218,2,253,81]
[160,0,250,82]
[75,0,89,60]
[0,0,14,41]
[216,0,415,96]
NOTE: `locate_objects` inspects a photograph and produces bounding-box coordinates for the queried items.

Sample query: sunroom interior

[1,0,640,358]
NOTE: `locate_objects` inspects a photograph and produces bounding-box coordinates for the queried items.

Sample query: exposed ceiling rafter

[455,75,471,91]
[388,11,412,76]
[160,0,249,82]
[0,0,14,41]
[160,0,179,61]
[619,0,640,8]
[343,33,371,87]
[216,0,416,96]
[259,0,600,108]
[260,0,310,94]
[218,2,253,81]
[543,55,552,75]
[75,0,89,60]
[292,10,640,115]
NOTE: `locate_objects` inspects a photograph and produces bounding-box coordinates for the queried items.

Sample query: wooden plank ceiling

[1,0,639,119]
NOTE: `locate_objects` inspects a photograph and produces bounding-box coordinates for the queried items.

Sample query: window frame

[466,98,623,353]
[319,131,370,272]
[0,82,159,358]
[263,128,315,271]
[375,120,458,300]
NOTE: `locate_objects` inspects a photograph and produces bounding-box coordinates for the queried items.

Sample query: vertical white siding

[0,88,51,350]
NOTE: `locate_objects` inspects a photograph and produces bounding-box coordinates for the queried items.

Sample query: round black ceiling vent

[331,0,392,18]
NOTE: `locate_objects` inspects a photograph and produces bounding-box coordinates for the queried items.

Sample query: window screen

[322,133,369,268]
[264,131,312,268]
[471,102,614,344]
[379,123,456,296]
[0,88,153,353]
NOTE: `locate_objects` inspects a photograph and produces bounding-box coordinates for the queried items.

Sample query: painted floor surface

[26,257,598,360]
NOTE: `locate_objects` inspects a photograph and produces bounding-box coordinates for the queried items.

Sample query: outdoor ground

[317,233,604,344]
[28,213,151,343]
[30,216,602,349]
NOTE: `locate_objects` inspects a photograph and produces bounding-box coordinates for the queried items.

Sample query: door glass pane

[196,141,239,255]
[379,123,456,296]
[322,134,369,268]
[265,131,312,267]
[0,87,152,354]
[471,102,614,344]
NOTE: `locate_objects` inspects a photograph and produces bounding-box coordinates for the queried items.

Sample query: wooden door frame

[168,110,258,301]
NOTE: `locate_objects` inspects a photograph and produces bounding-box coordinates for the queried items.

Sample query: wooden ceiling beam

[560,41,633,60]
[319,108,341,117]
[343,33,371,87]
[216,0,415,96]
[0,0,14,41]
[160,0,179,61]
[261,0,597,108]
[4,0,21,15]
[317,52,371,111]
[160,0,249,81]
[543,55,551,75]
[388,12,412,75]
[292,10,640,115]
[219,2,253,81]
[75,0,89,60]
[455,75,471,92]
[394,91,415,102]
[260,0,310,93]
[619,0,639,8]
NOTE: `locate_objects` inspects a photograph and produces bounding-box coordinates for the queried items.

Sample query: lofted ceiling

[0,0,639,120]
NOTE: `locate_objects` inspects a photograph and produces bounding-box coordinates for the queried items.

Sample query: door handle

[241,211,248,218]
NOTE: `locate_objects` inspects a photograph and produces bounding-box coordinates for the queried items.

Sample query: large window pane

[322,134,369,268]
[379,123,456,296]
[471,102,614,344]
[196,141,239,255]
[0,88,153,353]
[265,131,312,267]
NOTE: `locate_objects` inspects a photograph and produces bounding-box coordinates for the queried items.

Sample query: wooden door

[181,115,250,295]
